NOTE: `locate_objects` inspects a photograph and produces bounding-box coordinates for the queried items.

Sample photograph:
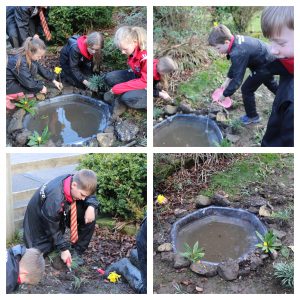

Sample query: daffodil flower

[107,271,121,283]
[24,101,28,105]
[263,242,268,247]
[54,66,62,74]
[37,136,42,143]
[157,194,166,205]
[213,21,219,27]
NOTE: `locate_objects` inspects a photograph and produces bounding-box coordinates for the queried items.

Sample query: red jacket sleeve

[112,58,147,94]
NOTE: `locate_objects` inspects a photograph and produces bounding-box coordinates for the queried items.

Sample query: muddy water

[176,215,257,263]
[27,101,107,144]
[154,121,220,147]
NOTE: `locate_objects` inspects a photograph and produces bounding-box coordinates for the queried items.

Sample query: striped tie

[39,8,51,41]
[70,201,78,244]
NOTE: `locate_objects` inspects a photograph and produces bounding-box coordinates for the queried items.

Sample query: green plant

[153,107,164,119]
[216,138,232,147]
[6,230,23,248]
[180,241,205,263]
[78,154,147,221]
[271,209,291,221]
[27,126,51,147]
[274,262,294,288]
[15,97,37,115]
[256,230,282,254]
[88,74,108,92]
[72,275,87,291]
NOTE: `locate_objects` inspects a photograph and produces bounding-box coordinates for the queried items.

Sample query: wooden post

[6,153,15,241]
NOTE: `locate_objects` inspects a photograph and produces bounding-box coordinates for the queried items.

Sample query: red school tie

[39,8,52,41]
[70,201,78,244]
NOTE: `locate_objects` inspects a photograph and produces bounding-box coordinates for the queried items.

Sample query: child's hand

[53,80,63,91]
[159,90,171,100]
[61,250,72,266]
[40,86,47,94]
[84,206,96,224]
[218,94,225,102]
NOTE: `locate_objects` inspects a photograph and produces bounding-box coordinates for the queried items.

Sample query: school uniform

[60,35,94,89]
[224,35,278,118]
[105,47,147,109]
[6,244,26,293]
[23,174,98,255]
[261,58,294,147]
[6,54,55,94]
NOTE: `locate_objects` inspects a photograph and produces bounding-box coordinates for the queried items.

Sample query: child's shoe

[240,115,261,125]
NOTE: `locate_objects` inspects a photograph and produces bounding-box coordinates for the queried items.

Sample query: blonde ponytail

[114,26,147,50]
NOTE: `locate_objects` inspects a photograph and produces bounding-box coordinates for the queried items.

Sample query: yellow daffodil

[107,271,121,283]
[37,136,42,143]
[54,66,62,74]
[157,194,166,205]
[263,242,268,247]
[213,21,219,27]
[24,101,28,105]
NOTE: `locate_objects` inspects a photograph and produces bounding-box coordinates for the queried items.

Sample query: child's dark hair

[208,24,233,46]
[10,37,46,74]
[19,248,45,285]
[157,56,178,90]
[114,26,147,51]
[261,6,294,38]
[73,169,97,195]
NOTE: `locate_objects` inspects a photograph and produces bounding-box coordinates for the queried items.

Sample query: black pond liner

[171,206,267,265]
[153,114,223,147]
[23,94,111,146]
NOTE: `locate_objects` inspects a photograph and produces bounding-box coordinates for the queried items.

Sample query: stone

[115,120,139,142]
[246,196,267,207]
[104,125,114,134]
[43,139,56,147]
[249,255,263,270]
[36,93,46,101]
[174,254,190,269]
[212,193,231,207]
[270,250,278,260]
[226,133,240,143]
[179,102,193,113]
[8,109,26,133]
[15,129,32,146]
[238,267,251,277]
[174,208,187,218]
[51,255,66,270]
[112,99,127,117]
[270,228,287,240]
[85,138,99,147]
[157,243,173,252]
[248,207,259,214]
[260,253,269,260]
[97,132,115,147]
[195,286,204,292]
[195,195,212,208]
[216,112,227,122]
[217,259,239,281]
[190,261,218,277]
[62,85,75,95]
[164,105,177,115]
[161,252,175,263]
[259,205,272,217]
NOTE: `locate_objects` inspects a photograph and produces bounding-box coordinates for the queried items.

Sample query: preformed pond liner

[23,94,111,146]
[171,206,267,265]
[153,114,223,147]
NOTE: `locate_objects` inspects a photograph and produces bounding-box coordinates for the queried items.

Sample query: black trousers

[241,71,278,118]
[136,218,147,293]
[105,70,147,109]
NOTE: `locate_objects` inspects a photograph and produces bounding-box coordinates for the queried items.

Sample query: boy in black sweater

[208,24,278,125]
[260,6,294,147]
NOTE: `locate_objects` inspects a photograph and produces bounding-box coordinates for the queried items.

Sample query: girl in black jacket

[60,32,104,89]
[6,36,62,95]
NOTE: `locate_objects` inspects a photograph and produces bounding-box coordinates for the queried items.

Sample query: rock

[174,254,190,269]
[104,126,114,134]
[112,99,127,117]
[190,261,218,277]
[157,243,172,252]
[248,206,259,214]
[238,267,251,277]
[43,139,56,147]
[245,196,267,207]
[270,228,287,240]
[8,109,26,133]
[226,133,240,143]
[97,132,115,147]
[36,93,46,101]
[195,195,212,208]
[161,252,175,263]
[164,105,177,115]
[249,255,263,270]
[174,208,187,218]
[260,253,269,260]
[115,120,139,142]
[270,250,278,260]
[217,259,239,281]
[179,102,193,113]
[278,182,286,189]
[51,255,66,270]
[216,112,227,122]
[62,85,75,94]
[15,129,32,146]
[195,286,204,292]
[259,205,272,217]
[212,193,231,206]
[153,232,165,245]
[85,138,99,147]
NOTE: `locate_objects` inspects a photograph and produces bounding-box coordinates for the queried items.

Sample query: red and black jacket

[153,59,161,97]
[261,58,294,147]
[112,47,147,94]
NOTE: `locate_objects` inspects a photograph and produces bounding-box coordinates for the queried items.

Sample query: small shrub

[153,107,164,119]
[274,262,294,288]
[256,230,282,254]
[88,74,109,92]
[78,154,147,222]
[15,97,36,115]
[180,241,205,263]
[27,126,51,147]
